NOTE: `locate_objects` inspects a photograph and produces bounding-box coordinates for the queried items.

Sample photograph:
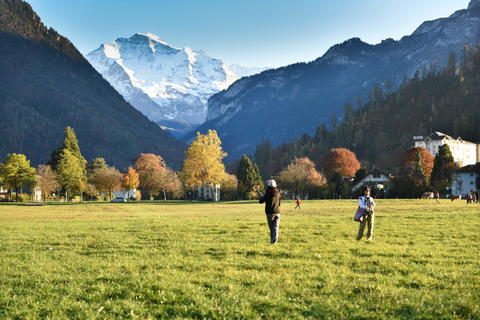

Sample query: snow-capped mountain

[228,63,270,78]
[85,33,239,125]
[182,0,480,161]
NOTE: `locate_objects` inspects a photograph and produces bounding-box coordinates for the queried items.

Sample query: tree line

[0,124,467,202]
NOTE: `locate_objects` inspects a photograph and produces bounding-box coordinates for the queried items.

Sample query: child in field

[295,198,301,209]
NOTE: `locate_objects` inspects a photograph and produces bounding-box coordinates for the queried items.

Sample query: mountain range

[86,34,269,137]
[0,0,186,169]
[182,0,480,161]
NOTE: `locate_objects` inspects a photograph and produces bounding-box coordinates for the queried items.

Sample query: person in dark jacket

[259,179,281,244]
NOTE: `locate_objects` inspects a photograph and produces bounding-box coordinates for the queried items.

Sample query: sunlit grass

[1,199,479,318]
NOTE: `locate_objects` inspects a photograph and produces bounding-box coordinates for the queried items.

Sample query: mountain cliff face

[0,0,186,169]
[182,1,480,161]
[86,33,239,125]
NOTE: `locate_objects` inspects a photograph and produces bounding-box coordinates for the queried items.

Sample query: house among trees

[352,168,392,191]
[414,132,479,167]
[451,164,480,196]
[0,187,8,201]
[194,184,220,201]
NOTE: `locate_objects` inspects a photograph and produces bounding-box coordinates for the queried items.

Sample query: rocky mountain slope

[182,0,480,161]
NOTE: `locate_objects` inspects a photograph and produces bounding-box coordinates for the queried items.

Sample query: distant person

[435,191,440,204]
[356,186,376,241]
[467,193,472,204]
[295,197,301,209]
[259,179,281,244]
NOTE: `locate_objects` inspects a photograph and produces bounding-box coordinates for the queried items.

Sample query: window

[373,174,380,178]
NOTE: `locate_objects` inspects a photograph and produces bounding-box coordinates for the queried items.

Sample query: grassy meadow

[0,199,479,319]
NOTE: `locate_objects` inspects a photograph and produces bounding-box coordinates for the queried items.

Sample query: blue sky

[27,0,470,68]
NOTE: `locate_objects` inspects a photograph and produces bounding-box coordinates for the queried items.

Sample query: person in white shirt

[356,186,376,241]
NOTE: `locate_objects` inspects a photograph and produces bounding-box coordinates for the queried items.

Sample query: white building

[414,132,479,167]
[451,164,479,196]
[194,184,220,201]
[352,168,392,191]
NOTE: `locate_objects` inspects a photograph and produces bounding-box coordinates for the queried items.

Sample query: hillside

[182,1,480,161]
[252,46,480,177]
[0,0,186,169]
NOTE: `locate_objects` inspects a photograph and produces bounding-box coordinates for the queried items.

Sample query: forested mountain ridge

[252,47,480,178]
[183,1,480,161]
[0,0,186,169]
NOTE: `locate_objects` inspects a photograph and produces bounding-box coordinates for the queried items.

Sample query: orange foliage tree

[323,148,361,179]
[122,166,140,201]
[400,147,434,179]
[133,153,167,200]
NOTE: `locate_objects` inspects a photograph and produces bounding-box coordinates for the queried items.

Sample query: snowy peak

[85,33,240,124]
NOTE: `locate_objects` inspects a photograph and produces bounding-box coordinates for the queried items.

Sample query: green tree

[48,127,87,197]
[56,149,86,201]
[86,158,108,183]
[0,153,37,202]
[179,130,227,195]
[411,149,429,196]
[393,149,429,198]
[253,164,265,195]
[431,144,458,193]
[236,155,256,198]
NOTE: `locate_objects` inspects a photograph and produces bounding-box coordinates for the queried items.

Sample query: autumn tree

[400,146,434,179]
[323,148,360,179]
[0,153,37,202]
[36,164,59,201]
[157,167,182,201]
[279,157,325,198]
[122,167,140,201]
[133,153,181,201]
[94,166,123,200]
[431,144,458,192]
[179,130,227,196]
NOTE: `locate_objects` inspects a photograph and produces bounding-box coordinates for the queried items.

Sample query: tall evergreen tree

[56,148,86,201]
[431,144,458,192]
[48,127,87,185]
[253,164,265,195]
[411,149,429,196]
[236,155,256,197]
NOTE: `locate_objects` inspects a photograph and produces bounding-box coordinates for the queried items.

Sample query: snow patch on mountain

[228,63,270,78]
[85,33,239,124]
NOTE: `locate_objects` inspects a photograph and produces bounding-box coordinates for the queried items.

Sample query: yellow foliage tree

[179,130,227,194]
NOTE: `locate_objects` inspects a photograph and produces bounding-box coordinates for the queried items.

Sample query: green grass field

[1,199,479,319]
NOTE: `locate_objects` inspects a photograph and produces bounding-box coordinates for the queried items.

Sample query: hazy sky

[27,0,471,68]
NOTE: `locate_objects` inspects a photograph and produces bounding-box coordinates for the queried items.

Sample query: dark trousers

[267,214,281,244]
